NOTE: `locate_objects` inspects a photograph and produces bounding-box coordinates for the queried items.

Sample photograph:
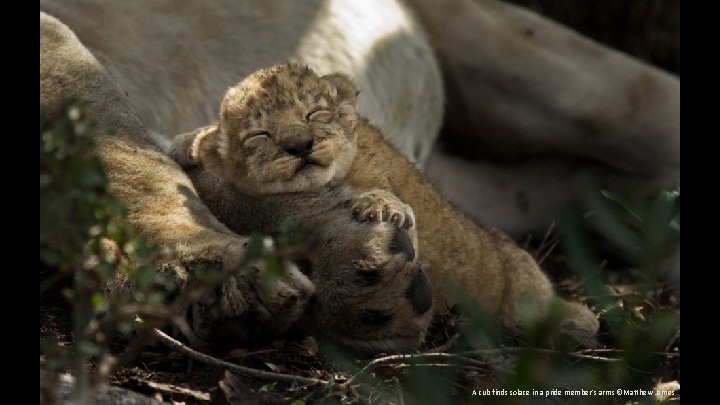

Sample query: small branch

[343,352,490,387]
[536,222,560,265]
[567,352,621,363]
[578,348,679,358]
[390,363,488,373]
[537,240,559,266]
[664,328,680,353]
[151,328,327,387]
[458,347,622,363]
[140,380,211,402]
[229,348,278,358]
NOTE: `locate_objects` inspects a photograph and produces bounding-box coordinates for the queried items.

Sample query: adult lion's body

[165,63,597,352]
[40,0,443,166]
[41,0,676,350]
[40,0,444,347]
[40,0,679,245]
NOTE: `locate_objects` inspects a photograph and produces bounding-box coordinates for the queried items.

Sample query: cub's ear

[192,125,227,175]
[322,73,358,105]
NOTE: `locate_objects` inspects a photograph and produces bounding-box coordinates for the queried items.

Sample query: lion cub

[169,63,434,353]
[169,62,415,231]
[170,62,598,353]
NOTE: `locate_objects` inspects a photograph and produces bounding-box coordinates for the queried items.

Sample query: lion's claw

[348,189,415,230]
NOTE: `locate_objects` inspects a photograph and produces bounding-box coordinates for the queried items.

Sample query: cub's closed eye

[248,130,270,139]
[306,109,330,122]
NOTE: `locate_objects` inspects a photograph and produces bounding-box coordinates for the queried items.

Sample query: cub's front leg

[166,126,216,168]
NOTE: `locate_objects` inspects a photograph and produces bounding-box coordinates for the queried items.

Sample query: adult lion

[40,0,679,349]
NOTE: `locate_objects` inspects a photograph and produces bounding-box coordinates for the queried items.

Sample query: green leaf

[90,293,108,312]
[76,341,101,357]
[258,382,277,392]
[244,235,267,262]
[586,190,643,259]
[600,189,643,226]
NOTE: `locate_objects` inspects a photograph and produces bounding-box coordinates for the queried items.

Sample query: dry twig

[151,328,327,387]
[343,353,491,387]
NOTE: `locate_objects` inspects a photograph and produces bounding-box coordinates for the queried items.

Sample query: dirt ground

[40,242,680,404]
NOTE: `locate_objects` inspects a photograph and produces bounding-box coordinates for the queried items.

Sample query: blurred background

[507,0,679,74]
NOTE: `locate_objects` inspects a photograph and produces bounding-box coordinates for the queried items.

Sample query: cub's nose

[406,268,432,315]
[285,137,314,158]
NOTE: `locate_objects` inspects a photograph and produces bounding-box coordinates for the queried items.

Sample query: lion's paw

[251,260,316,325]
[557,300,601,348]
[198,259,315,346]
[347,189,415,230]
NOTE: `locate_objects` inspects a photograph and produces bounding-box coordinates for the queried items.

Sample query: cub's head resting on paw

[175,62,359,195]
[167,63,432,353]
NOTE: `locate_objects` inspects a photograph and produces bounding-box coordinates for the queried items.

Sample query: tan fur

[339,118,600,347]
[39,0,444,167]
[170,64,431,352]
[38,0,683,353]
[39,0,678,258]
[40,0,445,350]
[171,64,598,353]
[410,0,679,259]
[347,120,598,337]
[184,169,434,353]
[170,63,359,195]
[40,13,316,343]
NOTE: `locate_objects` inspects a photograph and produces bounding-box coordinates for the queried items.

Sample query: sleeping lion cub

[169,62,415,230]
[170,63,430,353]
[169,63,598,353]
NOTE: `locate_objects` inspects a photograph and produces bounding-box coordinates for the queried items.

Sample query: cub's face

[198,63,359,195]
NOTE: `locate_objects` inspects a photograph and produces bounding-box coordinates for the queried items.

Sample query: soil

[40,241,680,404]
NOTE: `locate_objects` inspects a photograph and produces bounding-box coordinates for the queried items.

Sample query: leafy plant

[41,100,175,404]
[40,99,305,404]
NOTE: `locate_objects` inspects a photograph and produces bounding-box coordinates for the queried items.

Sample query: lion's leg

[425,148,680,284]
[405,0,679,182]
[425,149,677,239]
[40,12,314,341]
[491,234,599,345]
[408,0,679,284]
